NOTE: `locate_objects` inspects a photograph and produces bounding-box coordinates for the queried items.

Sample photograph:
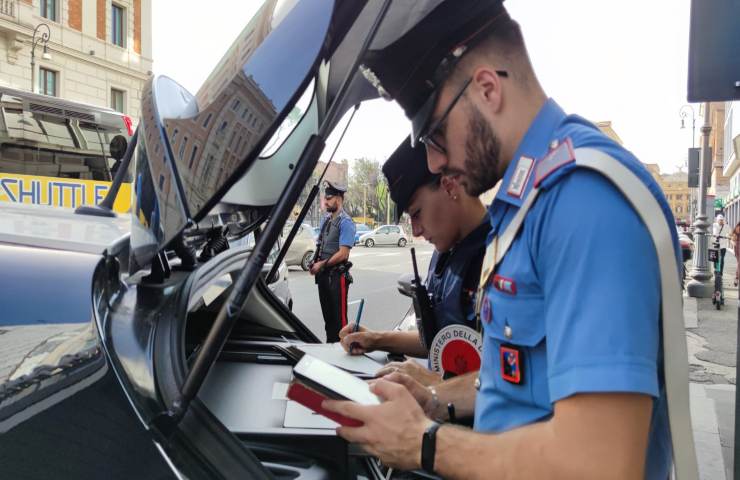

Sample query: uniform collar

[434,215,490,276]
[493,98,566,208]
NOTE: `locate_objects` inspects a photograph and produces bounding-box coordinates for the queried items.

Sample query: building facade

[720,101,740,228]
[661,172,691,224]
[707,103,729,206]
[0,0,152,121]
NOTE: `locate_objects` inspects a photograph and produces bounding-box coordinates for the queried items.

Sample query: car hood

[0,203,129,255]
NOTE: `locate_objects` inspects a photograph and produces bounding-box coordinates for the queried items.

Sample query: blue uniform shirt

[474,99,678,479]
[318,210,356,249]
[426,216,490,332]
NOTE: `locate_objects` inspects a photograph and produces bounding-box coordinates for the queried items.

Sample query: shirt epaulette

[533,137,577,190]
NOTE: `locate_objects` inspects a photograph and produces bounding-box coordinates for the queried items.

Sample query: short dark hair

[450,16,533,88]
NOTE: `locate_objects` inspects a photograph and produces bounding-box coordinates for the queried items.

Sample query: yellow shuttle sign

[0,173,131,213]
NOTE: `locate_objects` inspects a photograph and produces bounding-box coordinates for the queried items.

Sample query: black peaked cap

[324,180,347,196]
[382,140,439,222]
[363,0,507,142]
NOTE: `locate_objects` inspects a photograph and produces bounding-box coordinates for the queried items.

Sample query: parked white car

[283,222,316,270]
[359,224,409,247]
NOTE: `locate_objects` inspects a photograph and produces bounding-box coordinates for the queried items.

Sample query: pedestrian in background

[712,214,728,276]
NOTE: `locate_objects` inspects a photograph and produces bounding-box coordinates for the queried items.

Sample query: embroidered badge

[429,325,483,378]
[534,137,576,187]
[480,295,492,324]
[506,156,535,198]
[492,274,517,295]
[500,345,523,384]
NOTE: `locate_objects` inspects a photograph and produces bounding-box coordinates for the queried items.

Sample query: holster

[317,262,354,285]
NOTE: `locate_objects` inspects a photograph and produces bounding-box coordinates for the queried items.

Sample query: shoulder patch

[534,137,576,188]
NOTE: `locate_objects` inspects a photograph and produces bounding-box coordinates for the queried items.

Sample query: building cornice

[0,19,151,81]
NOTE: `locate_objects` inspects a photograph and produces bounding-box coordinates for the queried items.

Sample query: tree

[346,157,384,225]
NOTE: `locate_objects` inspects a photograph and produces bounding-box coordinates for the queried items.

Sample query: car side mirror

[397,273,415,298]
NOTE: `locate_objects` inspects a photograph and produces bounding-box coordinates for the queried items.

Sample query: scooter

[708,235,727,310]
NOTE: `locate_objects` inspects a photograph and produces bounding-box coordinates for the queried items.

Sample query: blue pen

[349,298,365,354]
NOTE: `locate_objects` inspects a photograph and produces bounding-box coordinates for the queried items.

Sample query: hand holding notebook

[286,354,381,427]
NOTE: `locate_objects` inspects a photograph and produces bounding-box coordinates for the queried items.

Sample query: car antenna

[153,0,394,433]
[75,128,138,217]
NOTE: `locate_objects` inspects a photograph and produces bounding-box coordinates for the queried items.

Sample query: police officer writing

[310,181,356,343]
[323,2,691,478]
[338,141,489,387]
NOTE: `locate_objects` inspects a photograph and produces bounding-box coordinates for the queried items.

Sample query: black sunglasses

[419,71,508,155]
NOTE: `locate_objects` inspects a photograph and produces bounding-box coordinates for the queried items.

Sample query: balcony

[0,0,15,19]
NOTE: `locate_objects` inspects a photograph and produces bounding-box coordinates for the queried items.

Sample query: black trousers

[316,268,351,342]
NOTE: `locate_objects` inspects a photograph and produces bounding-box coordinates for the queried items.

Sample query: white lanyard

[476,148,698,479]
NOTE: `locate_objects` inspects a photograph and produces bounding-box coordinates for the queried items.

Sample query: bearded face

[461,103,504,197]
[324,195,340,213]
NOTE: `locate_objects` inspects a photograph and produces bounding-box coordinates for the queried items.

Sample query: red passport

[286,354,381,427]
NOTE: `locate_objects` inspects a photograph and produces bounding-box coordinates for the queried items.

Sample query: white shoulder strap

[477,148,698,479]
[574,148,698,479]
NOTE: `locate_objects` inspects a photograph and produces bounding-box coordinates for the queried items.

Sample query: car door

[388,226,401,244]
[376,226,389,244]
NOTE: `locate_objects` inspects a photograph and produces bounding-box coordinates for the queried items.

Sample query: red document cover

[286,354,381,427]
[286,381,363,427]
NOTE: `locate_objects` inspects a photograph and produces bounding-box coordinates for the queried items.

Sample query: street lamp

[680,104,699,225]
[687,102,714,298]
[679,104,697,148]
[30,23,52,94]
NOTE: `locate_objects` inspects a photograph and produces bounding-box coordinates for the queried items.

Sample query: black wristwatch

[421,421,442,474]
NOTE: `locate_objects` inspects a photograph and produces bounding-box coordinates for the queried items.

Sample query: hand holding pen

[349,298,364,354]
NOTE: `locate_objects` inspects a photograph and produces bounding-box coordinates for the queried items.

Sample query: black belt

[320,261,352,275]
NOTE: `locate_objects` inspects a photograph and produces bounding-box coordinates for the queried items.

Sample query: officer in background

[323,2,691,478]
[339,141,489,387]
[310,181,356,342]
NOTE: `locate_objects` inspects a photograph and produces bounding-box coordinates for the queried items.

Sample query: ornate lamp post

[686,103,714,298]
[30,23,52,94]
[680,105,698,224]
[679,104,697,149]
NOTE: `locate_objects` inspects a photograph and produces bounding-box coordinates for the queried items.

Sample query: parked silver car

[359,224,409,247]
[283,222,316,270]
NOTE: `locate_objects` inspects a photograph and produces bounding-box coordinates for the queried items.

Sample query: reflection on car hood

[0,203,130,254]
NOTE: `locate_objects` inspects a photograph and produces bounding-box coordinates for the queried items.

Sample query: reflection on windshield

[259,79,314,158]
[164,74,277,213]
[0,322,102,410]
[165,0,332,219]
[131,0,334,268]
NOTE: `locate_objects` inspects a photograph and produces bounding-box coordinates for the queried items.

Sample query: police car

[0,2,432,478]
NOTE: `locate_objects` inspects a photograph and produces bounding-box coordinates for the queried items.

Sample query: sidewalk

[685,250,737,480]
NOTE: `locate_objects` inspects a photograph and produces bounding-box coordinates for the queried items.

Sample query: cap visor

[410,89,440,147]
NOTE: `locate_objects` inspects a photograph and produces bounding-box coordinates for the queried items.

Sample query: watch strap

[421,421,442,473]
